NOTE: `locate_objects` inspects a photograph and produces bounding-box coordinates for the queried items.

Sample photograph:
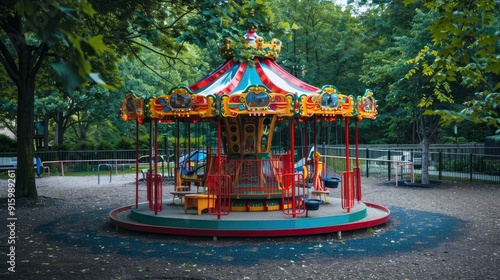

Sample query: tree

[272,0,380,145]
[360,1,469,183]
[274,0,366,94]
[404,0,500,135]
[1,0,111,199]
[400,0,499,184]
[357,1,426,144]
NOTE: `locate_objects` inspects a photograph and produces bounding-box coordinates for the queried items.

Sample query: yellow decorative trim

[221,85,294,117]
[298,86,354,119]
[218,36,282,60]
[149,87,216,119]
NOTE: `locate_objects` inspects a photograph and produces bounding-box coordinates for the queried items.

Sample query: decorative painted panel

[120,91,144,121]
[298,86,354,119]
[356,89,377,120]
[221,85,294,117]
[149,87,216,119]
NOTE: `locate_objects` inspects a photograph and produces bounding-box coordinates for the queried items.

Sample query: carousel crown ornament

[218,26,282,60]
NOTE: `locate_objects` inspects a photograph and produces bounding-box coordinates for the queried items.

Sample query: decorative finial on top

[243,26,261,46]
[218,28,282,61]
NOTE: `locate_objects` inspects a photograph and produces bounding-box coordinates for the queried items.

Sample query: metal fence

[1,144,499,184]
[312,144,500,184]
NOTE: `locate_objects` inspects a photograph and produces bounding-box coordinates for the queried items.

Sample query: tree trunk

[43,115,49,151]
[2,14,47,200]
[54,111,65,145]
[420,136,430,185]
[16,50,38,199]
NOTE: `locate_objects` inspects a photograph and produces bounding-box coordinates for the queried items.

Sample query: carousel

[110,29,390,237]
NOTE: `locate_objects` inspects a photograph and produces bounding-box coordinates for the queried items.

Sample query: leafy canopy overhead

[403,0,500,133]
[9,0,113,92]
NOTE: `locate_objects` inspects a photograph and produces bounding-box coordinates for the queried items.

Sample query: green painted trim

[129,200,368,231]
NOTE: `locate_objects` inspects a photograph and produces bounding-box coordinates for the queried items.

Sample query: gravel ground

[0,173,499,280]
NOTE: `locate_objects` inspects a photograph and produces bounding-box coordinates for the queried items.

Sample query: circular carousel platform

[109,198,390,237]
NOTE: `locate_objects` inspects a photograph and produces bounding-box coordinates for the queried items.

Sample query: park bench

[0,157,46,177]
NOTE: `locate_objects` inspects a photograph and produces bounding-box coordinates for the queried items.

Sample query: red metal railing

[218,158,283,199]
[281,172,306,218]
[207,174,232,219]
[147,172,162,214]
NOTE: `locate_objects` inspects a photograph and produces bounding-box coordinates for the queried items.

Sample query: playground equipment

[178,151,207,180]
[111,28,389,237]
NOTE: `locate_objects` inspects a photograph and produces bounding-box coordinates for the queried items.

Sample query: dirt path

[1,174,499,279]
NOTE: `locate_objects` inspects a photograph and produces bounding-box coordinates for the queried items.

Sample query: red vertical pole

[175,121,180,186]
[291,117,296,218]
[217,117,222,220]
[154,119,161,214]
[149,121,153,172]
[345,117,350,171]
[304,122,308,164]
[217,117,221,174]
[344,117,351,207]
[154,119,159,177]
[187,122,191,168]
[147,121,153,210]
[313,116,317,148]
[135,119,139,208]
[291,117,295,176]
[355,120,359,169]
[355,119,362,201]
[313,117,317,179]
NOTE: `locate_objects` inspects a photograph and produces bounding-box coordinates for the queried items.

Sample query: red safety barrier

[281,172,306,218]
[220,158,283,199]
[207,174,232,219]
[341,171,354,212]
[147,172,163,214]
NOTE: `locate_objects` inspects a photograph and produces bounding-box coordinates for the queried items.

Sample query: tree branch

[125,42,173,83]
[30,43,48,76]
[0,14,22,86]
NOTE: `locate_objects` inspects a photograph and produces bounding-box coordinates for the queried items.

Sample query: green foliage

[12,0,113,92]
[0,134,16,152]
[95,140,113,151]
[275,0,366,94]
[180,0,288,63]
[182,0,279,41]
[73,140,95,151]
[114,136,134,150]
[138,134,151,150]
[359,1,431,144]
[51,143,71,151]
[404,0,500,131]
[3,0,497,168]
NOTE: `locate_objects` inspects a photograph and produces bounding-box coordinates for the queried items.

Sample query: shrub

[0,134,16,152]
[96,140,113,150]
[73,141,95,150]
[115,136,134,150]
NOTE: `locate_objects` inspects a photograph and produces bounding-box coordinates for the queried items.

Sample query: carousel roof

[188,58,318,96]
[120,33,377,122]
